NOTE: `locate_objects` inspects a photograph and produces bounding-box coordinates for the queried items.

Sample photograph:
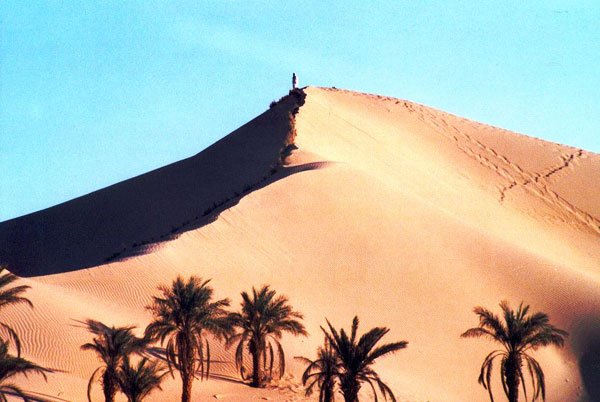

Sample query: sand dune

[0,87,599,401]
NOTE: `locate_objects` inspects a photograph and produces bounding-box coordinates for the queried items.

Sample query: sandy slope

[1,87,599,401]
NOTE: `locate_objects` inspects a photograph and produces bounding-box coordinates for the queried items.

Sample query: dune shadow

[572,318,600,401]
[0,89,321,277]
[3,390,70,402]
[102,161,331,264]
[580,344,600,401]
[207,372,247,385]
[145,346,246,385]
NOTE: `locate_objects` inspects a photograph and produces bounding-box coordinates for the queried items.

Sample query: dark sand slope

[0,91,306,276]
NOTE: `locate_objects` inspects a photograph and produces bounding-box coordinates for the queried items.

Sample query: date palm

[80,319,147,402]
[117,357,166,402]
[0,338,52,401]
[0,267,33,357]
[145,276,230,402]
[322,316,407,402]
[227,285,307,388]
[298,339,340,402]
[461,301,568,402]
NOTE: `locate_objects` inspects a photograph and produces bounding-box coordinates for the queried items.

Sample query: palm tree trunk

[323,383,334,402]
[178,333,195,402]
[506,354,521,402]
[343,390,359,402]
[342,379,360,402]
[181,370,193,402]
[102,370,117,402]
[251,345,265,387]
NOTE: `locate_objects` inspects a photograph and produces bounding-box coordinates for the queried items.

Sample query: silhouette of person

[292,73,298,90]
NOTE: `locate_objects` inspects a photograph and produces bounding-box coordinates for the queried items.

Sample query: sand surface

[1,87,599,401]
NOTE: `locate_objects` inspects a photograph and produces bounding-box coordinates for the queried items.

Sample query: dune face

[1,87,599,401]
[0,91,305,277]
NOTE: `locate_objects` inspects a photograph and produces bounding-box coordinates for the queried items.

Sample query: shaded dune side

[0,91,306,277]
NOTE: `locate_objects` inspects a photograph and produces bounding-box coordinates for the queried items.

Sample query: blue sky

[1,1,599,221]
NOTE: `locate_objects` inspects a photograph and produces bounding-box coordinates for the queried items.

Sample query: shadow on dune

[107,161,331,264]
[572,317,600,401]
[0,89,316,277]
[145,346,246,385]
[580,345,600,401]
[3,390,70,402]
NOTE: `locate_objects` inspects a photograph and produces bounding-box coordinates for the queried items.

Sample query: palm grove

[0,267,568,402]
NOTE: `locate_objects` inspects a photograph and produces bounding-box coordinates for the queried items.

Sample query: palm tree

[117,357,166,402]
[0,338,52,401]
[80,319,147,402]
[145,276,231,402]
[322,316,407,402]
[227,285,307,388]
[0,267,33,357]
[461,301,568,402]
[297,339,340,402]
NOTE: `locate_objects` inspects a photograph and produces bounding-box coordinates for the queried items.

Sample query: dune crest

[1,87,599,401]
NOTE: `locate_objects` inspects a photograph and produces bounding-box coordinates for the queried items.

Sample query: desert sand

[0,87,599,401]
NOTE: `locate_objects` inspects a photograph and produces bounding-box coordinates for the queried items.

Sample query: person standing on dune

[292,72,298,90]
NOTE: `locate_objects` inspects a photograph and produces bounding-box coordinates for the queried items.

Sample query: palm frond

[205,338,211,382]
[229,285,306,386]
[304,376,319,397]
[524,354,546,401]
[374,376,397,402]
[317,317,405,402]
[275,339,285,378]
[499,355,509,398]
[464,301,566,402]
[234,335,246,374]
[363,376,379,402]
[86,366,103,402]
[117,357,166,401]
[80,318,147,401]
[473,306,508,345]
[350,316,359,344]
[461,327,499,342]
[0,323,23,358]
[357,326,388,355]
[366,341,408,364]
[0,268,33,310]
[0,268,33,362]
[0,383,28,402]
[519,364,528,402]
[146,276,230,395]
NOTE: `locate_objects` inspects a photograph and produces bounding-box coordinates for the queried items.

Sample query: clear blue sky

[1,1,599,221]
